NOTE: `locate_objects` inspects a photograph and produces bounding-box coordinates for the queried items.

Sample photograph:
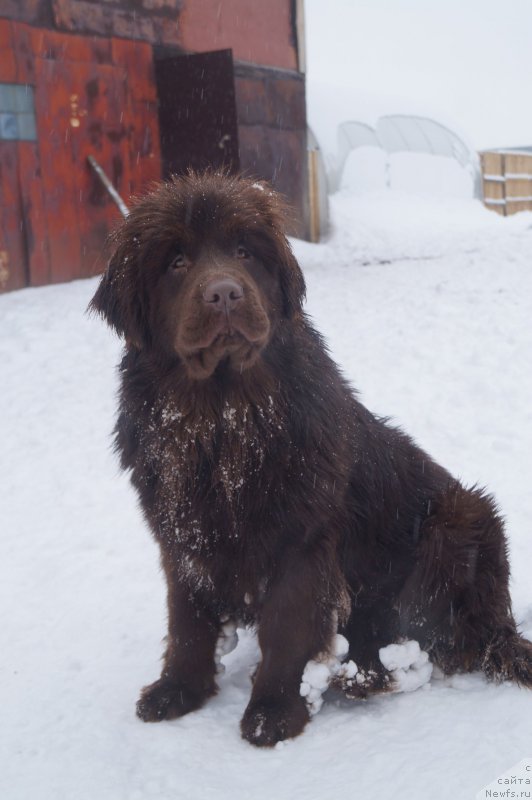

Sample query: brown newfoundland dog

[91,170,532,746]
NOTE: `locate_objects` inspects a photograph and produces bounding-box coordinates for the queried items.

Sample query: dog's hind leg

[399,481,532,686]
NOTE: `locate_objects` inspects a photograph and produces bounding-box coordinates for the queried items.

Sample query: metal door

[155,49,240,177]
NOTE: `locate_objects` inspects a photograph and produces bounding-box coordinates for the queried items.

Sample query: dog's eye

[237,245,251,260]
[169,251,186,271]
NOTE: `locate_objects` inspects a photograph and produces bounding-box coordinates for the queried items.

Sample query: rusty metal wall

[0,0,298,70]
[0,18,161,290]
[0,1,308,290]
[234,63,308,239]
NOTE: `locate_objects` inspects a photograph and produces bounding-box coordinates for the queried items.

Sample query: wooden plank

[506,200,532,215]
[480,152,503,176]
[504,153,532,176]
[308,148,319,244]
[505,178,532,200]
[483,181,505,201]
[481,151,506,215]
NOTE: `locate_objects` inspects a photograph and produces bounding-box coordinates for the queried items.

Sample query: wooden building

[0,0,308,292]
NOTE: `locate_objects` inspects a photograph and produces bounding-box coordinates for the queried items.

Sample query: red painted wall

[0,19,161,291]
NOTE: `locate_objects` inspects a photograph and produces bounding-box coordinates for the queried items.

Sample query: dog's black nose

[203,278,244,312]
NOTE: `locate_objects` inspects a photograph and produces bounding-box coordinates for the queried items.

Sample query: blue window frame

[0,83,37,142]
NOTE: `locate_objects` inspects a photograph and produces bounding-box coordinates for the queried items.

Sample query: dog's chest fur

[121,386,289,554]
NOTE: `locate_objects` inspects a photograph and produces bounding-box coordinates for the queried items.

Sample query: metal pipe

[87,155,130,218]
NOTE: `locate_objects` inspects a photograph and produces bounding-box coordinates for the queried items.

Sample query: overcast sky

[305,0,532,151]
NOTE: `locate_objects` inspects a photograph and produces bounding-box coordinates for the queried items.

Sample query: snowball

[300,636,432,716]
[379,640,421,671]
[379,639,433,693]
[302,662,331,692]
[299,634,353,715]
[214,618,238,674]
[338,660,358,679]
[333,634,349,659]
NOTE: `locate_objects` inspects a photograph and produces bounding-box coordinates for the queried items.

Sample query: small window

[0,83,37,141]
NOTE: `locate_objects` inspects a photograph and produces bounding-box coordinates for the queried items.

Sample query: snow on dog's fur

[91,170,532,747]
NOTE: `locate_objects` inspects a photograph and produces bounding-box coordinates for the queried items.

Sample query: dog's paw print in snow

[300,635,432,715]
[214,617,238,674]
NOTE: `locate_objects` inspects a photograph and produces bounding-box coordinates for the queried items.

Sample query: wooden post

[308,148,320,243]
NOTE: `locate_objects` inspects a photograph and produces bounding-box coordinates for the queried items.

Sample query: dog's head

[89,171,306,379]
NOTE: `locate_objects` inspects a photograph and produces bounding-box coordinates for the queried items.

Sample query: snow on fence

[481,150,532,215]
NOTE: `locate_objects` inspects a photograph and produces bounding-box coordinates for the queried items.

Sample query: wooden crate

[481,150,532,216]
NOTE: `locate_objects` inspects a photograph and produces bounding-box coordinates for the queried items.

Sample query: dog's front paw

[240,695,310,747]
[136,678,212,722]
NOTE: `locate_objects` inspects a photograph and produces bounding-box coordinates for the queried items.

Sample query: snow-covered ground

[1,191,532,799]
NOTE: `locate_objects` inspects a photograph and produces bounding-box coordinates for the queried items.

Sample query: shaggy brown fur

[90,170,532,747]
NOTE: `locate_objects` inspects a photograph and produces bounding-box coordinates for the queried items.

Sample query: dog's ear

[89,225,150,348]
[275,234,306,318]
[251,182,306,318]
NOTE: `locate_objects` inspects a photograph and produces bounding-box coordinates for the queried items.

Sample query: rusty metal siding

[0,19,161,291]
[179,0,298,71]
[234,64,308,238]
[0,1,308,290]
[1,1,299,70]
[50,0,183,45]
[0,141,28,291]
